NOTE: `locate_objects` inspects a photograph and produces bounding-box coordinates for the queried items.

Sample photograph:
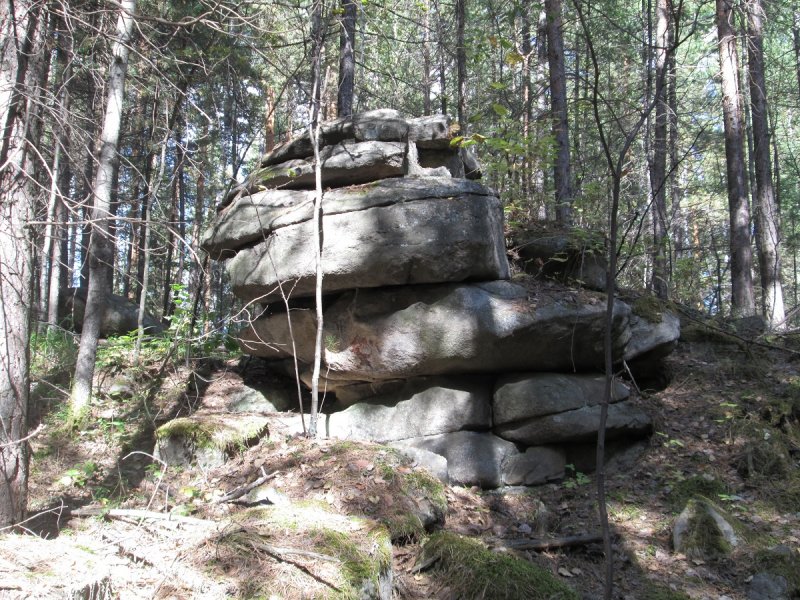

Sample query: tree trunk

[746,0,784,328]
[0,0,41,527]
[649,0,671,299]
[455,0,467,133]
[71,0,137,417]
[422,0,432,115]
[716,0,755,317]
[308,0,327,438]
[337,0,356,117]
[544,0,573,225]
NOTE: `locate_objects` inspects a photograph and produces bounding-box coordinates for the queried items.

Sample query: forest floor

[3,313,800,599]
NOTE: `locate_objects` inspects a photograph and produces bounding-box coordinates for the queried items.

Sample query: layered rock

[196,109,680,488]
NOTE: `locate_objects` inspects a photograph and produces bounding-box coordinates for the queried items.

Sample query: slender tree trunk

[337,0,356,117]
[308,0,326,438]
[39,33,72,325]
[746,0,784,328]
[545,0,573,224]
[422,0,432,115]
[716,0,755,317]
[0,0,41,527]
[71,0,137,417]
[650,0,671,299]
[455,0,467,132]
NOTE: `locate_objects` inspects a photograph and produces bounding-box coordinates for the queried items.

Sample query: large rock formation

[197,109,680,488]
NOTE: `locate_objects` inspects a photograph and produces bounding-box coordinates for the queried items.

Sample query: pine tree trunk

[337,0,357,117]
[71,0,137,417]
[0,0,41,527]
[455,0,467,132]
[746,0,785,328]
[650,0,670,299]
[545,0,573,225]
[716,0,755,317]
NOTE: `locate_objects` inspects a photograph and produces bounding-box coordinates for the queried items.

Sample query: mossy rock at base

[672,497,742,560]
[418,531,579,600]
[213,504,393,599]
[752,546,800,597]
[154,413,270,468]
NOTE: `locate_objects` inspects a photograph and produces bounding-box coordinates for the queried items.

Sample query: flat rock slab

[624,308,681,361]
[493,400,652,445]
[393,431,517,488]
[260,109,459,167]
[224,184,509,305]
[239,280,632,389]
[323,375,493,443]
[202,177,496,259]
[247,140,406,191]
[493,373,630,425]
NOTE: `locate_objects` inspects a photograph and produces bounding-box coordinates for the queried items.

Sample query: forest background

[0,0,798,528]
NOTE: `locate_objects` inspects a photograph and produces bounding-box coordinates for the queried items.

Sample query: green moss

[632,295,668,323]
[402,470,447,514]
[314,526,392,598]
[753,548,800,593]
[668,477,728,512]
[677,498,736,560]
[420,531,580,600]
[641,586,691,600]
[155,415,269,452]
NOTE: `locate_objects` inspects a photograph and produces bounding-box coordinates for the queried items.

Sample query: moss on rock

[419,531,579,600]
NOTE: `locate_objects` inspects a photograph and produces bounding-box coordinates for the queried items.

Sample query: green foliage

[315,527,392,598]
[420,531,580,600]
[96,284,236,372]
[57,461,98,488]
[668,476,729,512]
[30,328,77,378]
[563,463,591,490]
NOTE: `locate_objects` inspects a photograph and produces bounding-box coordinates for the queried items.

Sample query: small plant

[58,461,99,488]
[144,462,164,480]
[563,463,590,489]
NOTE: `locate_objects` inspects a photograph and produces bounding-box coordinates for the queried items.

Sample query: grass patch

[420,531,579,600]
[668,476,729,512]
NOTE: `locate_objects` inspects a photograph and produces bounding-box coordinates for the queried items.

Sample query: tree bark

[649,0,671,299]
[746,0,784,328]
[716,0,755,317]
[0,0,41,527]
[545,0,573,225]
[337,0,356,117]
[455,0,467,132]
[71,0,137,417]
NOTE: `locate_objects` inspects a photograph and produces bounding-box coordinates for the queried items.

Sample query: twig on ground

[213,467,279,504]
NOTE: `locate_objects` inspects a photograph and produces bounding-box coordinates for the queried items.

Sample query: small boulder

[58,287,162,336]
[672,497,740,560]
[154,413,270,468]
[748,573,790,600]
